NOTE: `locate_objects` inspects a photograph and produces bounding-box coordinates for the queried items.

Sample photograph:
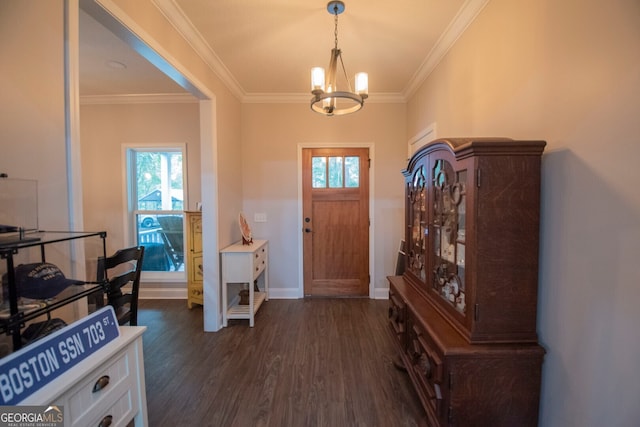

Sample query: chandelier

[310,1,368,116]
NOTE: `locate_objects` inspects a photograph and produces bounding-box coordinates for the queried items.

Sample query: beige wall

[213,100,243,247]
[80,102,201,256]
[241,102,407,296]
[0,1,94,323]
[99,0,244,249]
[0,1,76,272]
[0,1,69,231]
[407,0,640,425]
[97,0,244,331]
[0,0,243,330]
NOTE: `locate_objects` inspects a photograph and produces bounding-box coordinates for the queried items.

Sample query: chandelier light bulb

[355,72,368,97]
[311,67,325,93]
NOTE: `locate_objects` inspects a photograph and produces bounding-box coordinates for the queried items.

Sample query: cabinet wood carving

[185,211,203,308]
[389,138,546,426]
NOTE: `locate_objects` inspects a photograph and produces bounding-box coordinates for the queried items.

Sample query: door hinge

[474,303,480,321]
[368,158,371,169]
[368,274,371,284]
[449,371,454,390]
[476,168,481,187]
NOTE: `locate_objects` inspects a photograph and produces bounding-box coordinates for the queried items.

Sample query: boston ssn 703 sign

[0,306,120,405]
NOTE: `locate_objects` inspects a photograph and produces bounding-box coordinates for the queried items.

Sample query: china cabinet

[185,211,203,308]
[389,138,546,426]
[402,138,546,344]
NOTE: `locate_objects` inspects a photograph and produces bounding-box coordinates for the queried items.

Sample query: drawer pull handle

[93,375,110,393]
[98,415,113,427]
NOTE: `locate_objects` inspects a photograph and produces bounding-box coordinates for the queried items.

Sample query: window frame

[123,143,188,282]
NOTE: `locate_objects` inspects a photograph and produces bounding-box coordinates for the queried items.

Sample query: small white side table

[221,239,269,327]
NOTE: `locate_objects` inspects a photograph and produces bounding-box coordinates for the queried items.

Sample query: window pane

[345,156,359,187]
[136,213,184,272]
[328,157,343,188]
[136,151,183,211]
[312,157,327,188]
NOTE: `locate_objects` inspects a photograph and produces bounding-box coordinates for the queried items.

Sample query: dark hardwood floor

[137,298,424,426]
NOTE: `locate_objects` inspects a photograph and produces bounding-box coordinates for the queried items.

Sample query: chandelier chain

[334,9,339,49]
[333,6,353,92]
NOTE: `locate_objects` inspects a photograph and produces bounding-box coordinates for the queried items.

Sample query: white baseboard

[139,287,187,299]
[374,287,390,300]
[266,287,301,299]
[267,287,390,299]
[138,287,389,300]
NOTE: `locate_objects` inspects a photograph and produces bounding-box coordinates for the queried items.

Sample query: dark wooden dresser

[388,138,546,426]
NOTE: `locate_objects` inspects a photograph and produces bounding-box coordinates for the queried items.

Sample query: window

[126,147,187,279]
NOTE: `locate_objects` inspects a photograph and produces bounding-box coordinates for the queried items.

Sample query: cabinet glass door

[431,158,467,314]
[407,166,427,282]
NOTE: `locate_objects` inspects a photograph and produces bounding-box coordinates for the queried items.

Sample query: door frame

[297,142,375,299]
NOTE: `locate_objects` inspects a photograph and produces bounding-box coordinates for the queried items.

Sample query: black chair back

[97,246,145,326]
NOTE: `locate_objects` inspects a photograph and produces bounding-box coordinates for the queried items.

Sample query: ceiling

[79,0,488,102]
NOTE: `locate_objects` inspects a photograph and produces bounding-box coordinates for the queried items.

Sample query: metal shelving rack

[0,230,107,351]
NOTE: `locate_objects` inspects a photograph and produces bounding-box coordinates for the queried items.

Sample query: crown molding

[99,0,489,106]
[152,0,245,101]
[403,0,491,99]
[79,92,404,106]
[80,93,197,105]
[242,92,406,105]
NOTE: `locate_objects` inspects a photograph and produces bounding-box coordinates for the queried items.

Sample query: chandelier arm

[338,53,354,93]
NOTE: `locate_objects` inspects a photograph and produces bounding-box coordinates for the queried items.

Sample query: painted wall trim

[402,0,491,99]
[80,93,197,105]
[407,122,437,159]
[139,288,187,299]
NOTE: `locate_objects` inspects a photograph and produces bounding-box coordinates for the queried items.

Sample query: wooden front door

[302,147,370,296]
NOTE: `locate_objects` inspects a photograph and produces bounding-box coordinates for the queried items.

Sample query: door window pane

[312,156,327,188]
[345,156,359,187]
[328,157,344,188]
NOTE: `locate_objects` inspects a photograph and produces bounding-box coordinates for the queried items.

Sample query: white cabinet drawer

[252,246,267,280]
[86,387,138,427]
[66,345,139,427]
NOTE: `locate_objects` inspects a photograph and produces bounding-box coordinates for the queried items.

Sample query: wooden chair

[97,246,145,326]
[157,215,184,271]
